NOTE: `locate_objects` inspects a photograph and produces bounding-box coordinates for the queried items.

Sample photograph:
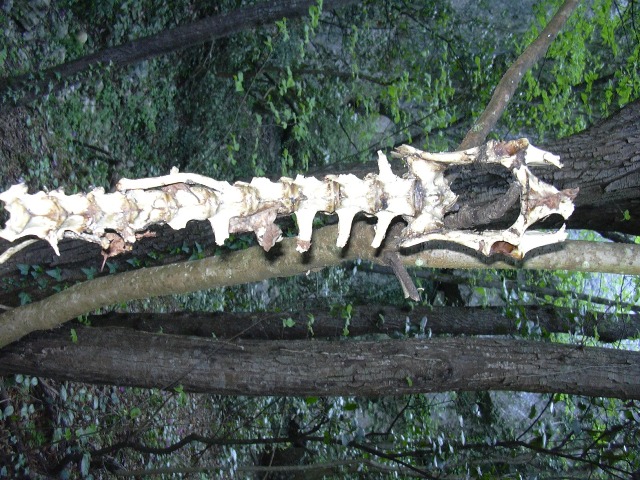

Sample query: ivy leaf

[344,402,358,411]
[17,264,30,276]
[308,0,322,29]
[46,268,63,281]
[234,71,244,92]
[3,405,14,417]
[18,292,31,305]
[80,452,90,476]
[81,267,97,280]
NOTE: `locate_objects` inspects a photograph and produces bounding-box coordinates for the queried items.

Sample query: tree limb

[597,231,638,244]
[458,0,580,149]
[0,226,639,348]
[87,305,640,343]
[353,264,640,312]
[0,0,359,107]
[2,329,638,399]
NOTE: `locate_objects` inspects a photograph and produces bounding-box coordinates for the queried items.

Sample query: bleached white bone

[0,139,576,262]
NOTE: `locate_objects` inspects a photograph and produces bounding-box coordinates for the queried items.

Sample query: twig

[381,222,421,301]
[353,263,640,312]
[597,231,638,244]
[383,250,420,301]
[458,0,580,149]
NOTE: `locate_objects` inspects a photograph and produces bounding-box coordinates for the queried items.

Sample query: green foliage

[341,303,352,336]
[1,371,222,478]
[18,291,31,305]
[6,0,633,197]
[1,1,639,478]
[0,0,497,193]
[81,267,97,280]
[282,316,295,328]
[306,313,315,335]
[233,70,244,92]
[505,0,640,141]
[46,267,63,281]
[188,242,205,261]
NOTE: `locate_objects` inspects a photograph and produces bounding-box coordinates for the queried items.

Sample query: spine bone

[0,140,577,260]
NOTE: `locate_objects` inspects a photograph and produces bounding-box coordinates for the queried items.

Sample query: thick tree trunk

[88,306,639,343]
[1,325,638,399]
[0,0,358,107]
[543,100,640,235]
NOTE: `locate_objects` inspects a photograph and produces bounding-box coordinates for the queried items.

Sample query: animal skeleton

[0,139,576,262]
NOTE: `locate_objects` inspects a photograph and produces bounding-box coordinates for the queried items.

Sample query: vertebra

[0,139,576,261]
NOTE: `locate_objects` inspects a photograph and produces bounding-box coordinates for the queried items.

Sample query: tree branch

[86,305,640,343]
[458,0,580,149]
[1,226,640,348]
[443,181,521,230]
[353,264,640,313]
[2,329,639,399]
[0,0,359,107]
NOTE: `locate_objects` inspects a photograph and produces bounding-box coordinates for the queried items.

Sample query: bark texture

[544,100,640,234]
[89,306,639,343]
[1,326,638,399]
